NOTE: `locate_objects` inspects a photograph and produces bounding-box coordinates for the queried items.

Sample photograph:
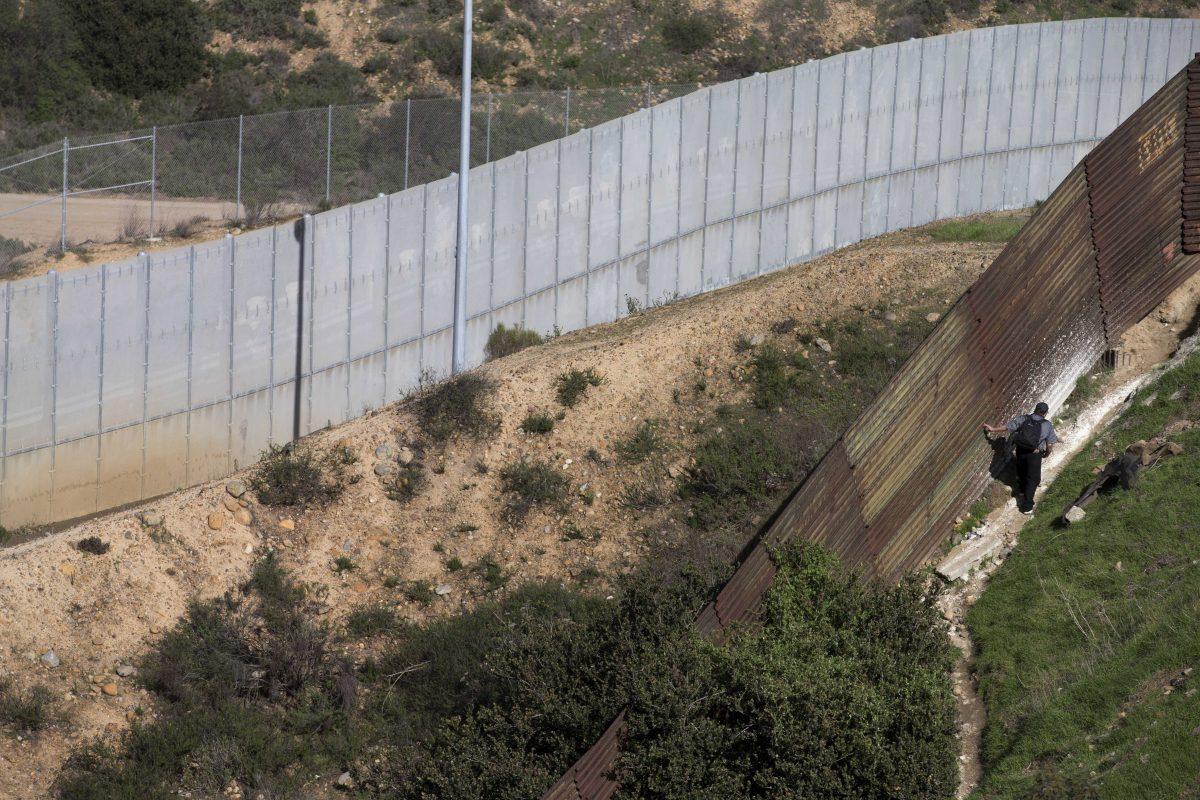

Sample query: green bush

[679,415,809,529]
[347,605,398,638]
[520,412,555,434]
[62,0,209,97]
[661,12,716,54]
[412,373,500,444]
[485,323,544,360]
[498,457,568,522]
[251,443,353,509]
[928,216,1025,243]
[554,367,605,408]
[0,679,56,734]
[616,419,663,463]
[615,543,957,798]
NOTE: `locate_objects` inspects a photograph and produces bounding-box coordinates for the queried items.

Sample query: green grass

[615,419,663,463]
[412,374,500,444]
[927,216,1025,243]
[0,678,56,734]
[485,323,544,361]
[969,350,1200,799]
[520,411,555,434]
[498,457,570,522]
[346,605,398,638]
[554,367,605,408]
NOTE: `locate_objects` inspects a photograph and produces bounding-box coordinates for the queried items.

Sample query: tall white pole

[451,0,473,375]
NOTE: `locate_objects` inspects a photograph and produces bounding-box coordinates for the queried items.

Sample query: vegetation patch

[347,605,399,638]
[485,323,544,360]
[75,536,110,555]
[554,367,605,408]
[970,350,1200,799]
[615,419,663,463]
[251,442,355,509]
[498,457,569,522]
[385,462,427,504]
[928,215,1025,243]
[0,678,56,735]
[412,373,500,444]
[520,411,555,434]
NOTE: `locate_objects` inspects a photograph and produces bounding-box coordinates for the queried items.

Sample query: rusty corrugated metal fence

[541,52,1200,800]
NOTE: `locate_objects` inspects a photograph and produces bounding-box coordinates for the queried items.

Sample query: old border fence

[541,45,1200,800]
[2,18,1199,533]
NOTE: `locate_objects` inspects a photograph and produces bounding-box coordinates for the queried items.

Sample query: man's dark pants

[1014,447,1043,512]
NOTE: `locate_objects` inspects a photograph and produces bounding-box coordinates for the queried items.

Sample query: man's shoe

[1019,508,1034,516]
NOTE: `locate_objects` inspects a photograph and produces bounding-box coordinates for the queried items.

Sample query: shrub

[618,482,666,511]
[472,557,508,592]
[498,457,568,522]
[446,556,464,571]
[679,415,810,529]
[302,8,318,24]
[928,216,1024,242]
[62,0,209,96]
[412,373,500,444]
[0,236,32,275]
[169,215,206,239]
[76,536,110,555]
[403,581,436,605]
[661,12,716,54]
[0,679,56,734]
[385,463,427,503]
[361,53,391,75]
[485,323,543,360]
[615,419,663,463]
[520,412,555,434]
[251,443,351,509]
[554,367,605,408]
[347,605,398,638]
[378,22,406,43]
[614,543,958,798]
[333,556,357,573]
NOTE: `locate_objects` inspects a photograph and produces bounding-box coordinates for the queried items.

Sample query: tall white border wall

[3,17,1198,528]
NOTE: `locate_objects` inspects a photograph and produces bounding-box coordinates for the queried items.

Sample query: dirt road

[0,192,231,244]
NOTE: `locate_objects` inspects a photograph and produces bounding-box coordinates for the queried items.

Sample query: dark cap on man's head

[1034,402,1049,415]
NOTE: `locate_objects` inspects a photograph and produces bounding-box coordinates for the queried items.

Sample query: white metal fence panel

[5,19,1200,529]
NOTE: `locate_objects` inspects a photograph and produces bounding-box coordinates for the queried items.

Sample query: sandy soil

[0,214,1019,798]
[0,193,231,248]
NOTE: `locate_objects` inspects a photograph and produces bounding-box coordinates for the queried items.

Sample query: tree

[61,0,209,97]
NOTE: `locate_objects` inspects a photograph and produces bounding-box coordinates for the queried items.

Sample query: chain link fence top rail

[541,42,1200,800]
[2,17,1199,533]
[0,83,707,274]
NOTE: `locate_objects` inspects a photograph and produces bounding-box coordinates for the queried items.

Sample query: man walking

[983,402,1058,515]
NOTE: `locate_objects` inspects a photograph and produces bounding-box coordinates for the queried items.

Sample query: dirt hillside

[3,213,1012,797]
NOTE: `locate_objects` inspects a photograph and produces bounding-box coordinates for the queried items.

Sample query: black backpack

[1012,416,1044,451]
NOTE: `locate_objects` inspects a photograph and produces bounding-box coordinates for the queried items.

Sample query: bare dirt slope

[0,214,1013,798]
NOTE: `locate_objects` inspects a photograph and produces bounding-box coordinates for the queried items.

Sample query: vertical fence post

[267,225,277,443]
[404,99,412,190]
[60,139,68,252]
[149,126,158,239]
[226,233,236,470]
[184,246,195,485]
[139,251,151,500]
[0,283,11,512]
[236,114,244,222]
[48,270,59,517]
[564,88,571,137]
[381,193,391,404]
[645,83,652,109]
[94,262,107,511]
[325,104,334,205]
[486,94,493,163]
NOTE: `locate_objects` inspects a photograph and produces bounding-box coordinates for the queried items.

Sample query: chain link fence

[0,83,704,275]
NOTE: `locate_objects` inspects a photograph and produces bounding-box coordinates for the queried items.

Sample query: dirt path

[0,192,231,244]
[936,318,1200,799]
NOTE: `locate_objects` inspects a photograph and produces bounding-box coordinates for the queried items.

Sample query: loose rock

[926,312,942,324]
[226,480,247,498]
[374,462,397,477]
[139,510,163,527]
[814,337,833,353]
[234,508,253,526]
[435,583,453,596]
[41,650,60,668]
[398,447,415,465]
[207,513,226,531]
[375,444,393,459]
[102,683,118,697]
[336,772,354,789]
[223,496,241,513]
[115,664,135,678]
[279,519,295,531]
[1064,506,1087,524]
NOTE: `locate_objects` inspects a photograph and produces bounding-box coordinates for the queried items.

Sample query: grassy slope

[969,349,1200,799]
